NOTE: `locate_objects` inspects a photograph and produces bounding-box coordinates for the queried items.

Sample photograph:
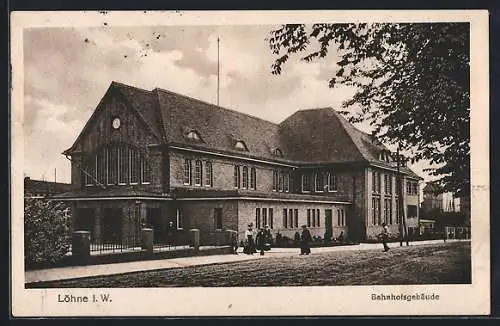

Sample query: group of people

[243,223,273,255]
[242,223,314,256]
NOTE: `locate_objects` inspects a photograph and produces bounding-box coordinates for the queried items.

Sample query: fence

[444,226,471,240]
[89,234,142,255]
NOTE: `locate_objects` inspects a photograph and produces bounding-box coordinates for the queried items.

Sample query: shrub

[24,197,71,266]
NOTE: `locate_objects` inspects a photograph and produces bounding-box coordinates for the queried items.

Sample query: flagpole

[217,37,220,106]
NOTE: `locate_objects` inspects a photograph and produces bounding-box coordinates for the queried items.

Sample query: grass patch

[27,242,471,288]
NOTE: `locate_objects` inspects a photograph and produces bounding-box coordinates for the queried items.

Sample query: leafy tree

[24,197,71,266]
[268,23,469,196]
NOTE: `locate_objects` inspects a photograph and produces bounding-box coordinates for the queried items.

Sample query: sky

[22,25,449,202]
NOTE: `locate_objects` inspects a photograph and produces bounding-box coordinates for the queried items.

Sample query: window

[242,166,248,189]
[130,148,140,184]
[384,198,390,224]
[214,208,223,230]
[278,172,284,192]
[337,208,346,226]
[284,173,290,192]
[289,209,293,228]
[312,209,316,227]
[250,167,256,190]
[183,159,191,185]
[205,162,213,187]
[269,208,274,229]
[187,130,201,141]
[315,172,324,192]
[262,208,268,227]
[283,209,287,228]
[256,208,261,229]
[97,149,106,184]
[235,140,248,151]
[372,171,381,193]
[273,148,283,157]
[307,209,311,227]
[194,160,202,186]
[384,174,393,194]
[141,159,151,184]
[83,144,150,187]
[372,197,381,225]
[327,172,338,191]
[386,198,392,224]
[119,146,130,184]
[316,209,320,227]
[108,147,118,185]
[302,174,311,192]
[176,208,183,230]
[294,209,299,228]
[234,166,240,188]
[407,205,418,218]
[272,171,278,191]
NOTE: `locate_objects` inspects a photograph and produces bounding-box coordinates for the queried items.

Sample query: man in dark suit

[300,225,312,255]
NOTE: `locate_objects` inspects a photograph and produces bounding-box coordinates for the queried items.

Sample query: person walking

[378,223,390,252]
[256,227,266,256]
[243,223,256,255]
[264,225,272,252]
[300,225,312,255]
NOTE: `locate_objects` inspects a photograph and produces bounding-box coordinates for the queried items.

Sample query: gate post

[190,229,200,254]
[141,228,154,254]
[72,231,91,265]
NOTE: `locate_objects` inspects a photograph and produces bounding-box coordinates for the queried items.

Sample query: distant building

[53,81,422,244]
[421,181,444,216]
[24,176,73,199]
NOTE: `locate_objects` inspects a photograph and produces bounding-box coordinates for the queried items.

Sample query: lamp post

[396,147,409,247]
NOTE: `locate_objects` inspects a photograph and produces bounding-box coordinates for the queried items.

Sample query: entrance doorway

[324,209,333,240]
[102,208,122,244]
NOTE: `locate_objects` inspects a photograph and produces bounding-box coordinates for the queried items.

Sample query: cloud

[22,25,437,185]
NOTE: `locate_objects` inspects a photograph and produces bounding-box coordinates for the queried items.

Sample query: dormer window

[186,130,202,142]
[273,148,283,157]
[234,140,248,151]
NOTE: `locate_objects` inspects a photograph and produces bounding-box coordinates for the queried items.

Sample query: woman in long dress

[243,224,256,255]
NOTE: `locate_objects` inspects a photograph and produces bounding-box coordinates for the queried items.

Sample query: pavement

[25,239,466,284]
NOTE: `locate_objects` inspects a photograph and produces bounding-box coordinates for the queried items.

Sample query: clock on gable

[112,117,121,130]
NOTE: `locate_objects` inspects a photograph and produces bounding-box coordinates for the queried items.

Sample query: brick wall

[237,200,349,241]
[169,149,295,192]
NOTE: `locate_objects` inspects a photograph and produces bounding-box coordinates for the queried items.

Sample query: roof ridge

[111,80,153,94]
[154,87,279,126]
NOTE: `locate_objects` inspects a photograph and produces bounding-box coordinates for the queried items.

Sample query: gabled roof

[278,108,368,163]
[154,87,281,161]
[64,82,422,179]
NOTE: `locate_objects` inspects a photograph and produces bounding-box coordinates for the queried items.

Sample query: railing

[444,226,471,240]
[89,234,142,255]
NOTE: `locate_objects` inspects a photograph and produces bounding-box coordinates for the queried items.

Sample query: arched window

[315,172,324,192]
[82,143,151,187]
[186,130,201,141]
[302,174,311,192]
[234,140,248,151]
[273,148,283,157]
[205,162,213,187]
[242,166,249,189]
[194,160,203,186]
[234,165,240,188]
[250,167,256,190]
